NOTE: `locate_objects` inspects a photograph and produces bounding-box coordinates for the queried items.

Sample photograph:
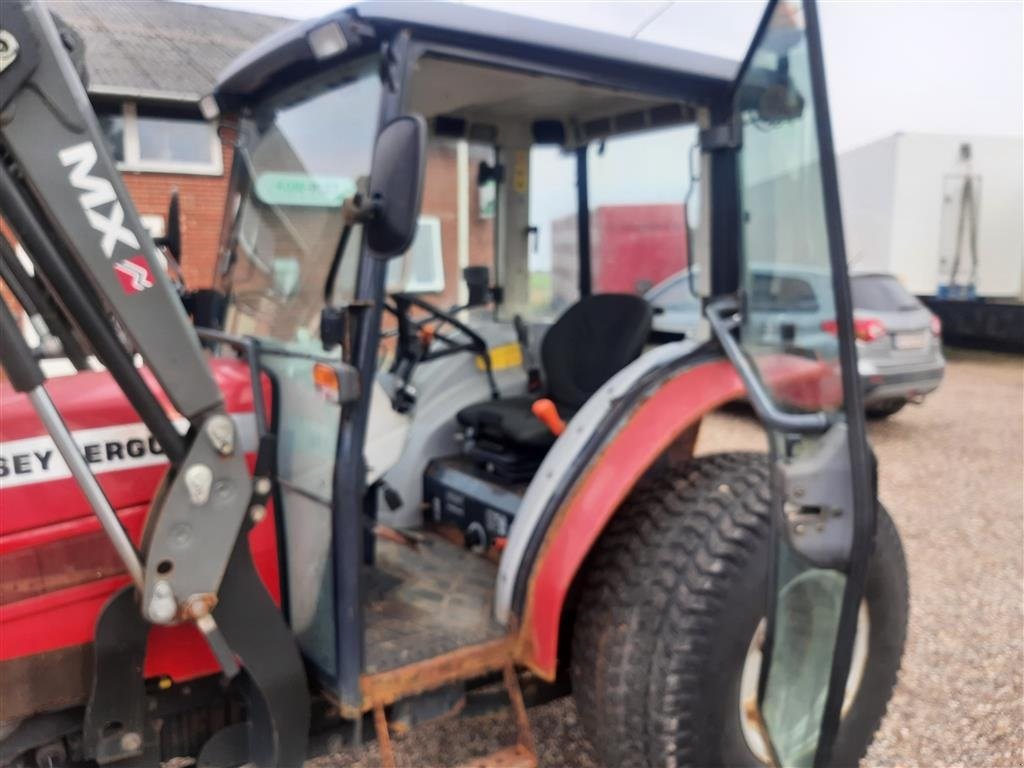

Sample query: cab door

[710,1,878,765]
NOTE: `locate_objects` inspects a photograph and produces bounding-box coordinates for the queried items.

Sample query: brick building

[53,0,288,289]
[44,1,494,310]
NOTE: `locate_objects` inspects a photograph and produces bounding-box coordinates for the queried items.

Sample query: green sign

[255,173,356,207]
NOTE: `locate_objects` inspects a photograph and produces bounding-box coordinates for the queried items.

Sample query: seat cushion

[456,396,554,449]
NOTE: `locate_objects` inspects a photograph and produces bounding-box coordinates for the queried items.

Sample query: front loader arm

[0,2,262,659]
[1,3,219,417]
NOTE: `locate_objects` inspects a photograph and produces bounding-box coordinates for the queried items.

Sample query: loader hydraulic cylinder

[0,297,145,589]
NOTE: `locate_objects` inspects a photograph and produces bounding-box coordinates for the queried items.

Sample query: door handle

[705,296,830,435]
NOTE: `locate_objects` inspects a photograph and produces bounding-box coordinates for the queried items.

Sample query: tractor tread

[571,452,770,768]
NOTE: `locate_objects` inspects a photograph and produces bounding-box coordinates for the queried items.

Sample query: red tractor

[0,2,907,766]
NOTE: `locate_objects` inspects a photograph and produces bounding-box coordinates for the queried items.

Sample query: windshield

[222,59,383,348]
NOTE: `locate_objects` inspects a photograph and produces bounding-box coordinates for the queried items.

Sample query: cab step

[373,662,537,768]
[454,744,536,768]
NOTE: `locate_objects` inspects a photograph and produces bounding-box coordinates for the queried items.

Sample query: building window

[97,111,125,163]
[387,216,445,294]
[96,101,222,175]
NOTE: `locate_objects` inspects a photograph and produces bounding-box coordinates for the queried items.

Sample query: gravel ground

[312,350,1023,768]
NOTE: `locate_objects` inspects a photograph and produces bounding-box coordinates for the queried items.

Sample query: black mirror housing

[462,265,490,307]
[154,189,182,263]
[366,114,427,258]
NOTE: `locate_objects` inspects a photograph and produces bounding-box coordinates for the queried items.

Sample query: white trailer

[838,133,1023,348]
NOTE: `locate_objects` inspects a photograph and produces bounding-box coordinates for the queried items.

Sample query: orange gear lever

[531,398,566,437]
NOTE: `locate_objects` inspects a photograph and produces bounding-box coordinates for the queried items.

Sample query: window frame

[106,101,223,176]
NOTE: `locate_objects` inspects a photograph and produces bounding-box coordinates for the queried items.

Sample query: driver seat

[456,294,652,470]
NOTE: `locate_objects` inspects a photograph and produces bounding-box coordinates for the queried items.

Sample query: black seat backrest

[541,293,653,411]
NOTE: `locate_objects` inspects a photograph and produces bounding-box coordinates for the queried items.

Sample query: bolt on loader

[0,1,909,766]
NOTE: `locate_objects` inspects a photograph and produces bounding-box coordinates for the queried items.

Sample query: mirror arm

[705,295,830,435]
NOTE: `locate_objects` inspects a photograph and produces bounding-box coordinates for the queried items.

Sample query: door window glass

[587,125,696,296]
[737,2,842,413]
[224,60,382,345]
[735,4,859,766]
[220,60,383,680]
[526,146,579,319]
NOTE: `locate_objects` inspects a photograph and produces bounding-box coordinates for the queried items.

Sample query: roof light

[308,21,348,61]
[199,94,219,121]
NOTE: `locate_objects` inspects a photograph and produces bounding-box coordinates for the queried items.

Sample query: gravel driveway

[312,350,1023,768]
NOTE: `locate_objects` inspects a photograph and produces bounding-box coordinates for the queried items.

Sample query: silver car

[647,264,834,349]
[647,268,945,418]
[850,272,945,418]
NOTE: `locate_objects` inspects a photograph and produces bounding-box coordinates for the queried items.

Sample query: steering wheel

[383,292,499,410]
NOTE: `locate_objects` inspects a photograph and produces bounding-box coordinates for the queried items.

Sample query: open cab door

[708,1,878,765]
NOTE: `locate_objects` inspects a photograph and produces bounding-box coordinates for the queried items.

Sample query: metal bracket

[207,536,311,767]
[699,115,742,152]
[0,30,20,73]
[0,8,40,111]
[775,421,855,570]
[141,413,251,633]
[83,587,150,765]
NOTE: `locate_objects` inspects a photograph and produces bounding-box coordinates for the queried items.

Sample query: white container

[838,133,1023,302]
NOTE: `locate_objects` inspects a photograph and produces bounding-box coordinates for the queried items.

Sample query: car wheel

[570,452,908,767]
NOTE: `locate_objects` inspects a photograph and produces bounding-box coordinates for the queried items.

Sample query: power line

[630,1,675,39]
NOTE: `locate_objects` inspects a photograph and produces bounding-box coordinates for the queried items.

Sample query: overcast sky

[177,0,1022,153]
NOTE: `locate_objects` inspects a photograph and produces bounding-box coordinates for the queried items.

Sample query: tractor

[0,1,908,766]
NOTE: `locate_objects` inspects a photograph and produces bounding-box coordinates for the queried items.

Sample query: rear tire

[570,452,908,767]
[866,398,907,419]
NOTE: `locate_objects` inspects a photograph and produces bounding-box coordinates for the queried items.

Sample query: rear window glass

[750,274,819,312]
[851,275,921,311]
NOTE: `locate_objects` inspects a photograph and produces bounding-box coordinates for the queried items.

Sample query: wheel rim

[738,600,870,764]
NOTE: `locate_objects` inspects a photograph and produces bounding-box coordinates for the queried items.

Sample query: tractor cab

[213,4,720,543]
[0,2,906,766]
[201,3,890,764]
[211,1,724,691]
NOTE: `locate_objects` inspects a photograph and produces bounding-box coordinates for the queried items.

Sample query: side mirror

[366,115,426,258]
[463,265,490,307]
[154,190,181,263]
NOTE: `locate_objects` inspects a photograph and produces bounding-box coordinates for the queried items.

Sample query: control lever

[513,314,542,392]
[531,398,566,436]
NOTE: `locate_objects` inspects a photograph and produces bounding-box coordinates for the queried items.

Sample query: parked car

[647,268,945,418]
[647,264,834,349]
[847,271,945,418]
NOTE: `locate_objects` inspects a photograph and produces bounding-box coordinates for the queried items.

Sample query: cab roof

[213,1,740,109]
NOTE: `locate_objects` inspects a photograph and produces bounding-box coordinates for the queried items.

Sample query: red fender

[516,354,839,679]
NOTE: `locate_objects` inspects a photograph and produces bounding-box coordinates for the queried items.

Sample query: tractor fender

[498,346,755,680]
[494,340,739,663]
[499,343,839,679]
